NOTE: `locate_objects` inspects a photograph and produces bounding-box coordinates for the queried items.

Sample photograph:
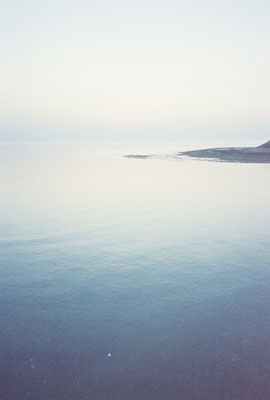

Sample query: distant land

[125,141,270,163]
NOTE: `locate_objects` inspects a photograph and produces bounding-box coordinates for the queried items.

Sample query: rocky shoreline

[125,141,270,163]
[179,140,270,163]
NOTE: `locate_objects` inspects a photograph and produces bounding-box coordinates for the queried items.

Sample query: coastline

[125,141,270,163]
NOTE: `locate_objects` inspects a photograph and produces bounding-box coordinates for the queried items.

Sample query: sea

[1,140,270,400]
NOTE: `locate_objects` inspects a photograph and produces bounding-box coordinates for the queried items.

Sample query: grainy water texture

[1,141,270,400]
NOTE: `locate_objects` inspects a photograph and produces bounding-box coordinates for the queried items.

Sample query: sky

[1,0,270,141]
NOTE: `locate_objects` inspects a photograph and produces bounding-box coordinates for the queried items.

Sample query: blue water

[1,141,270,400]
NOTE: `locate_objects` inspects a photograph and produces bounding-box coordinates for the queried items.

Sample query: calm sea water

[1,141,270,400]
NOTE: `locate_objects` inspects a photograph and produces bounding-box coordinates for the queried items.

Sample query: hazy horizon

[1,0,270,142]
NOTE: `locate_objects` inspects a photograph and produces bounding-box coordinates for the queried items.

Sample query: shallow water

[1,141,270,400]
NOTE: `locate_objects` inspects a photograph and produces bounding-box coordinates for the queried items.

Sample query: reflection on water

[1,141,270,400]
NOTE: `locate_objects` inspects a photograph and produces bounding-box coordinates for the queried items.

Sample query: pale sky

[1,0,270,141]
